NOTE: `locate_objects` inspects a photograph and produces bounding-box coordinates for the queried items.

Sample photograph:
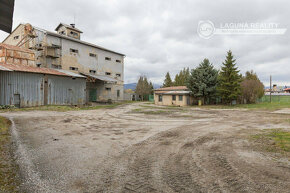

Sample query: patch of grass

[197,102,290,110]
[0,101,136,112]
[0,116,20,192]
[252,129,290,154]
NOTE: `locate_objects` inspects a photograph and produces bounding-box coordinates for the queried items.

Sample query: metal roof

[155,86,188,91]
[0,62,79,77]
[83,73,117,83]
[0,65,12,71]
[56,69,86,78]
[155,90,191,95]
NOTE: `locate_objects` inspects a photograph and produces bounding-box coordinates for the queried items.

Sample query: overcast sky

[1,0,289,86]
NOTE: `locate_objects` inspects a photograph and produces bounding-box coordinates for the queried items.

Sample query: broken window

[116,73,121,77]
[89,70,96,74]
[106,87,111,91]
[159,95,162,102]
[179,95,183,101]
[70,48,78,54]
[105,57,111,61]
[89,53,97,57]
[172,95,176,101]
[13,35,19,40]
[106,72,111,75]
[69,67,78,71]
[116,59,121,63]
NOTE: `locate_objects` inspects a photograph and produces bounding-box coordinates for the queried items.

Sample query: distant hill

[124,83,161,91]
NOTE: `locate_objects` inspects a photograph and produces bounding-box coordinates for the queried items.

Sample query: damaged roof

[0,62,85,78]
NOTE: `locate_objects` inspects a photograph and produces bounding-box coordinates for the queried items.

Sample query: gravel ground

[1,103,290,193]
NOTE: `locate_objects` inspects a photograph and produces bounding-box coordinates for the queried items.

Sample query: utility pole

[270,75,272,103]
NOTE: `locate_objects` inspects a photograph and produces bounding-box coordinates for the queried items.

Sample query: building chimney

[70,24,75,28]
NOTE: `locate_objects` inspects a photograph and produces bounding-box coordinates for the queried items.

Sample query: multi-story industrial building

[2,23,125,102]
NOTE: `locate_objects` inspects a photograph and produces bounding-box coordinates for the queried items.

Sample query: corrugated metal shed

[0,63,86,107]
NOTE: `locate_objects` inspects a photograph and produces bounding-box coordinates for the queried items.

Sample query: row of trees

[162,50,264,104]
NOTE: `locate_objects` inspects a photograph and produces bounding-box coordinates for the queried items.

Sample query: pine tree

[163,72,173,87]
[174,68,190,86]
[187,59,218,104]
[135,76,154,101]
[217,50,242,104]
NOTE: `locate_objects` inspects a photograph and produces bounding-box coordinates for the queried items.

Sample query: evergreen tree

[174,68,190,86]
[163,72,173,87]
[149,82,154,94]
[187,59,218,104]
[217,50,242,104]
[135,76,154,101]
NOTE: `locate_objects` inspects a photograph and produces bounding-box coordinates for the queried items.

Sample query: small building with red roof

[154,86,195,106]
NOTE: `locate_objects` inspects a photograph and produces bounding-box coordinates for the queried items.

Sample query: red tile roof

[0,43,34,53]
[0,62,69,76]
[155,86,188,91]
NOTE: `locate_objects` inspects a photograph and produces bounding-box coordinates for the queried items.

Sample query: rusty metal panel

[0,71,44,107]
[47,75,86,106]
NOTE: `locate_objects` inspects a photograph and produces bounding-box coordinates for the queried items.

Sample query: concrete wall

[154,94,193,106]
[0,71,86,107]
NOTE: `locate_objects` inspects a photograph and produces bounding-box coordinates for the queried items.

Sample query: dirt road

[1,103,290,192]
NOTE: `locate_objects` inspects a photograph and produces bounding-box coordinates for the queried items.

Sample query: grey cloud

[0,0,289,85]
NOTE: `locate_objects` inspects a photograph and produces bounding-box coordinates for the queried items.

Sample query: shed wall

[0,71,43,107]
[47,75,86,105]
[0,71,86,107]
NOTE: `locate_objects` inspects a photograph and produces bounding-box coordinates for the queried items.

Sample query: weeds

[0,116,20,192]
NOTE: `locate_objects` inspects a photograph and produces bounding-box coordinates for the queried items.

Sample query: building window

[159,95,162,102]
[69,67,78,71]
[105,57,111,61]
[70,31,78,36]
[116,60,121,63]
[89,70,96,74]
[89,53,97,57]
[70,48,78,54]
[179,95,183,101]
[117,90,120,97]
[60,31,65,35]
[14,35,19,40]
[36,64,41,67]
[106,87,111,91]
[106,72,111,75]
[116,73,121,77]
[172,95,176,101]
[52,64,61,69]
